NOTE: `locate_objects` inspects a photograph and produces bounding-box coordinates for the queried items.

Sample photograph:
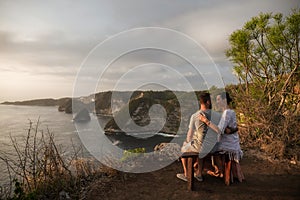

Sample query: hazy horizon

[0,88,222,103]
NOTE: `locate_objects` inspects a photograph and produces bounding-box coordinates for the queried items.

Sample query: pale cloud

[0,0,298,101]
[165,0,299,58]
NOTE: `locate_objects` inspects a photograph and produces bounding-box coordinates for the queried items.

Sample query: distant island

[1,98,69,107]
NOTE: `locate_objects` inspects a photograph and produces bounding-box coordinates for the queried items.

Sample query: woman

[199,92,244,183]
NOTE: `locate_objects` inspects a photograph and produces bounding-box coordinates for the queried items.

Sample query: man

[177,92,220,182]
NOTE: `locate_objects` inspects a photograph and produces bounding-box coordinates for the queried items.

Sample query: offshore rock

[73,108,91,122]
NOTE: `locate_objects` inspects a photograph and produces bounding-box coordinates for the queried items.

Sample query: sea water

[0,104,179,187]
[0,105,75,186]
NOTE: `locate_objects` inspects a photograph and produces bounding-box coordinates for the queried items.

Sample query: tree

[226,9,300,115]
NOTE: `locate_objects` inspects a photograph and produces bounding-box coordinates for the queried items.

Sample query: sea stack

[73,108,91,122]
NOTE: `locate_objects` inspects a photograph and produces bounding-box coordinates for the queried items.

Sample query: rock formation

[104,91,199,135]
[73,108,91,122]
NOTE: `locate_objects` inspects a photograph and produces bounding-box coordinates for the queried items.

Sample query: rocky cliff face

[104,91,200,135]
[94,91,144,115]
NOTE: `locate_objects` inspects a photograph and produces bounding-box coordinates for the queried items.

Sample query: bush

[227,85,300,160]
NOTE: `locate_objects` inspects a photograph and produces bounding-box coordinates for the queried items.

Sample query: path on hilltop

[85,153,300,200]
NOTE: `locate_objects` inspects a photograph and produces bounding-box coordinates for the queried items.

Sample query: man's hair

[199,92,211,105]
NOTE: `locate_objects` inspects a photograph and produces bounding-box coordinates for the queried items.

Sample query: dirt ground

[85,151,300,200]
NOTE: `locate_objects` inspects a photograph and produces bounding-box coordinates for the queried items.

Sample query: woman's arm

[200,110,238,135]
[199,113,221,134]
[225,126,238,134]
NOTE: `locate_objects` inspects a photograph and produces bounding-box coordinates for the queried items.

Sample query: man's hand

[199,113,210,125]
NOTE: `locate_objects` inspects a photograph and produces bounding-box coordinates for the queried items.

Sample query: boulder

[73,108,91,122]
[154,142,182,161]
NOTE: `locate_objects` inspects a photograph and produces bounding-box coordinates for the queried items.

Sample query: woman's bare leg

[195,158,203,177]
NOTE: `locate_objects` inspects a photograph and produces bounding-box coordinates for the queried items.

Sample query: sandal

[194,174,203,182]
[176,173,187,182]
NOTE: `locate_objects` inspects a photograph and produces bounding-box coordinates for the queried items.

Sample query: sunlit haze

[0,0,298,102]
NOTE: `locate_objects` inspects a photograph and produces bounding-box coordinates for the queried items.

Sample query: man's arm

[186,128,193,142]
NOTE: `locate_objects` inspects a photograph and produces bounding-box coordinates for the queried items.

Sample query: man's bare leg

[181,157,188,177]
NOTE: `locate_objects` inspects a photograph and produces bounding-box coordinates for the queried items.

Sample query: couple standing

[177,92,244,183]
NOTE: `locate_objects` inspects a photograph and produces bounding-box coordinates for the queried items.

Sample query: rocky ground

[83,149,300,200]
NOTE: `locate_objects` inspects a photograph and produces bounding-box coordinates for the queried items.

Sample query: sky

[0,0,299,102]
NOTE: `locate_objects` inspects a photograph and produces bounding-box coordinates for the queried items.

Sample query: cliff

[94,91,143,115]
[57,98,93,114]
[103,91,200,135]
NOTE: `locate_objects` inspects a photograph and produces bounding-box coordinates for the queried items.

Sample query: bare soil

[85,150,300,200]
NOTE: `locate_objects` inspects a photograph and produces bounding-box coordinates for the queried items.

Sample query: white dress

[217,109,243,162]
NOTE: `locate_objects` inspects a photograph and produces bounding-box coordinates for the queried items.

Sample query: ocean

[0,105,83,186]
[0,104,179,187]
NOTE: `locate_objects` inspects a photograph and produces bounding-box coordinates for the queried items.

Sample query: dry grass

[0,120,118,200]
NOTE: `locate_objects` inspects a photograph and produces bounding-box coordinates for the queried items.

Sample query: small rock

[59,190,70,199]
